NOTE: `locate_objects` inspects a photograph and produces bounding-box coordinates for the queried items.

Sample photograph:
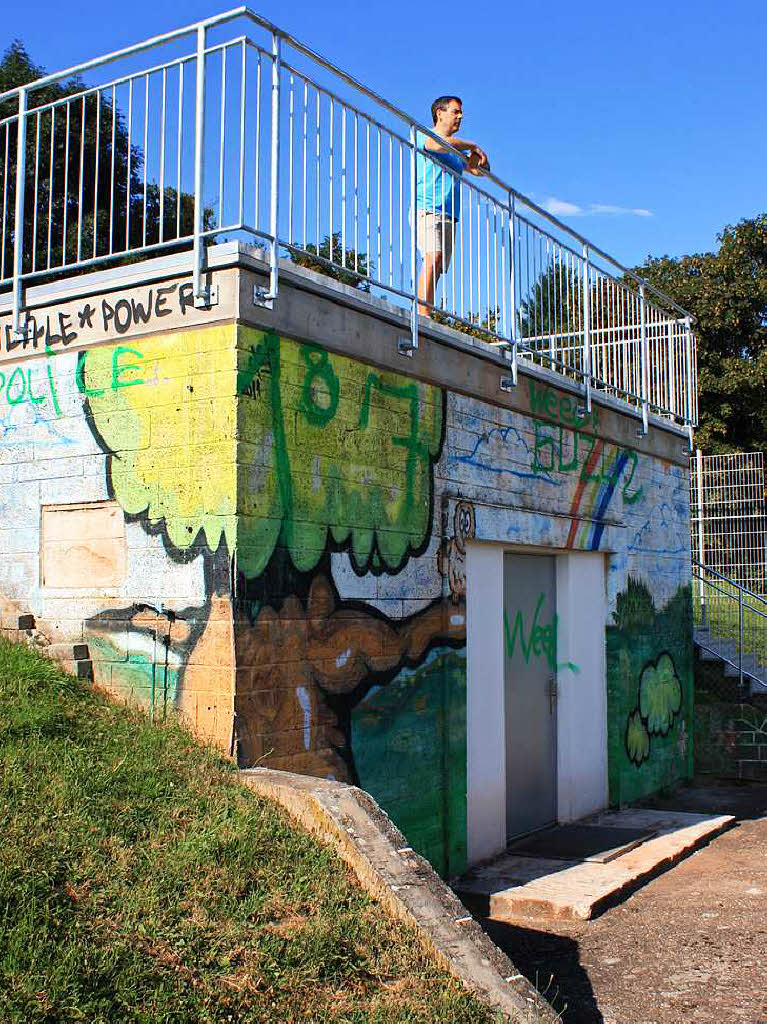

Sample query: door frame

[466,542,608,865]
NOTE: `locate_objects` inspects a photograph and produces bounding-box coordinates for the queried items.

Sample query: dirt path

[483,782,767,1023]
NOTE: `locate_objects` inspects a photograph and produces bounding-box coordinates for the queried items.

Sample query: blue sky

[3,0,764,267]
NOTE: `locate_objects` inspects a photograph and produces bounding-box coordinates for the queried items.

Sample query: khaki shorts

[415,210,456,263]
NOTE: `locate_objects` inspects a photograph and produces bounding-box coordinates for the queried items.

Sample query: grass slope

[0,639,495,1023]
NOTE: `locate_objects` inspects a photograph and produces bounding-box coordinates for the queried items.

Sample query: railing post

[192,24,208,306]
[507,190,517,385]
[266,31,281,302]
[739,587,744,694]
[639,283,649,434]
[684,315,694,448]
[696,447,706,619]
[582,244,592,412]
[12,86,28,338]
[400,124,418,356]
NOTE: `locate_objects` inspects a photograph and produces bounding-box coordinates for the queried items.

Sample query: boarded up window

[41,502,126,589]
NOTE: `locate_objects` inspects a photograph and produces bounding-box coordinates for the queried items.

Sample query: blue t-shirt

[415,130,463,219]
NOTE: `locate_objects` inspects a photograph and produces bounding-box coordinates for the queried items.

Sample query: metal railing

[693,561,767,694]
[0,7,697,434]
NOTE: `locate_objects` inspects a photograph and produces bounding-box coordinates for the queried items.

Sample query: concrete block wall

[0,253,694,876]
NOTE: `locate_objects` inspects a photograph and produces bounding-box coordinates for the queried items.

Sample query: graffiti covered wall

[0,289,693,876]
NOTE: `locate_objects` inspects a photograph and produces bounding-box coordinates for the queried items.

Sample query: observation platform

[0,7,696,440]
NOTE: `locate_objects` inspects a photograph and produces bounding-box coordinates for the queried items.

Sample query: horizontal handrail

[692,561,767,606]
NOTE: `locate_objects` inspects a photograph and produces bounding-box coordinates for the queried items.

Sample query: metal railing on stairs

[0,7,697,436]
[692,561,767,696]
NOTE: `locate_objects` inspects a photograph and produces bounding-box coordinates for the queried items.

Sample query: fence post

[582,244,592,412]
[738,588,744,694]
[639,283,649,434]
[507,190,517,385]
[696,447,706,619]
[192,24,208,306]
[266,31,281,302]
[12,87,28,338]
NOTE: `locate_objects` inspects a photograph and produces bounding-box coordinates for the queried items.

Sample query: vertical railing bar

[176,66,183,239]
[302,80,307,250]
[62,101,71,264]
[376,126,381,281]
[1,124,8,283]
[93,91,101,258]
[32,110,41,272]
[365,119,370,273]
[398,137,403,291]
[341,105,346,271]
[329,98,334,261]
[355,112,360,275]
[640,282,649,433]
[76,94,86,262]
[238,39,246,228]
[315,88,320,248]
[142,75,149,248]
[11,88,27,333]
[108,88,115,255]
[388,131,393,287]
[218,47,227,228]
[581,246,593,407]
[254,52,262,230]
[408,123,418,351]
[266,31,281,298]
[288,72,294,244]
[192,23,207,301]
[159,68,167,243]
[125,80,133,251]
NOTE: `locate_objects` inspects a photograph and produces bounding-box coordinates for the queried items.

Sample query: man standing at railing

[415,96,490,316]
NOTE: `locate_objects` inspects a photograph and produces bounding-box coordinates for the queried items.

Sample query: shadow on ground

[640,776,767,821]
[481,920,603,1024]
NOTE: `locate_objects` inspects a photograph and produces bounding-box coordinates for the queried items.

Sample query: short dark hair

[431,95,462,125]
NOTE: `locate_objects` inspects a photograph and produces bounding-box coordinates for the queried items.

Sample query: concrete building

[0,11,696,877]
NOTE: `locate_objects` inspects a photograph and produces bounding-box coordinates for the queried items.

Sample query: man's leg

[417,251,443,316]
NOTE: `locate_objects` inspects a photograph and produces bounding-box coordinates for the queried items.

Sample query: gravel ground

[483,781,767,1024]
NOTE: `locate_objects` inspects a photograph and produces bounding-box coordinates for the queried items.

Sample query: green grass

[0,638,498,1023]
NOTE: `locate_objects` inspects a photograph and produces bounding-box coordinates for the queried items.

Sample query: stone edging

[239,768,559,1022]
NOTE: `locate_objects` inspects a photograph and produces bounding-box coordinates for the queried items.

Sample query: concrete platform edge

[239,767,559,1022]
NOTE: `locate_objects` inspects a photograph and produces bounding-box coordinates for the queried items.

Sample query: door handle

[547,675,558,714]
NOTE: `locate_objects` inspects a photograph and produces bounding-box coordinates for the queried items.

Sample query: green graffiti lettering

[75,351,106,397]
[619,449,644,504]
[299,345,339,426]
[112,346,144,390]
[45,361,62,417]
[503,592,578,674]
[6,367,26,405]
[532,419,556,474]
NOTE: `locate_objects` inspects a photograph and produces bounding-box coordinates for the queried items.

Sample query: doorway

[503,553,558,840]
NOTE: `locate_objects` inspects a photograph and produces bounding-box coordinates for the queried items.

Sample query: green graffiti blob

[639,652,682,736]
[626,708,650,766]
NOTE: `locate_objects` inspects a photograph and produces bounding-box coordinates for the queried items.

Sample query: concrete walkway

[455,807,734,921]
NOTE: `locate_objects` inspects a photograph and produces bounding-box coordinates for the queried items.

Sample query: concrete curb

[239,768,559,1023]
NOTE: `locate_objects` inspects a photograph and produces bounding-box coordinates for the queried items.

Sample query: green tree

[637,215,767,453]
[288,231,373,290]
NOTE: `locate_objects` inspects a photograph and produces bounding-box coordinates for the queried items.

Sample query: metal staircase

[692,562,767,696]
